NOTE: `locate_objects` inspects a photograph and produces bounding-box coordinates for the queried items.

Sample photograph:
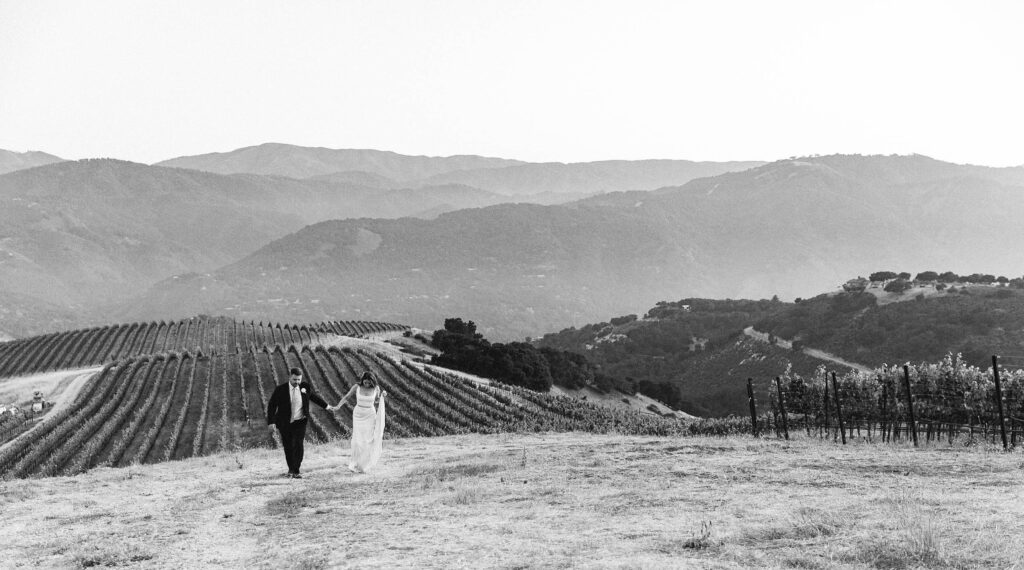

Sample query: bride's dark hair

[359,371,377,387]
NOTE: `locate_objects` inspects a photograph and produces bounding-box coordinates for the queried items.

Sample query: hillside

[535,299,857,416]
[0,149,65,175]
[155,143,763,197]
[2,432,1020,568]
[414,159,765,196]
[537,281,1024,416]
[0,160,307,334]
[0,316,408,379]
[0,160,528,336]
[156,143,524,180]
[0,315,711,480]
[754,283,1024,368]
[122,203,686,337]
[126,154,1024,341]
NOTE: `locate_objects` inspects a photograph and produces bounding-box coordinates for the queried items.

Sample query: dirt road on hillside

[0,366,102,455]
[743,326,871,373]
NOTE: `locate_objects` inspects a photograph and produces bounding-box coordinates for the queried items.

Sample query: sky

[1,0,1022,166]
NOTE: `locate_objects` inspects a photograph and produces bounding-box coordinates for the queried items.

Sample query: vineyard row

[0,343,747,479]
[0,316,409,379]
[762,355,1024,446]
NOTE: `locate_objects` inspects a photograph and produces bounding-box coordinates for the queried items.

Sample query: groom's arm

[266,386,278,425]
[306,385,329,409]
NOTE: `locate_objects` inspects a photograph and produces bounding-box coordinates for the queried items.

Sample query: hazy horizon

[2,1,1022,167]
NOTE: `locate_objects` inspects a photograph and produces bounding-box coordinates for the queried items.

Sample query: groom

[267,367,329,479]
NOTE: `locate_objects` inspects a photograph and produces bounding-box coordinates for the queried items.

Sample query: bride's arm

[329,386,357,411]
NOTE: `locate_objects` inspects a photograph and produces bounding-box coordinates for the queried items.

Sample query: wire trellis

[757,354,1024,449]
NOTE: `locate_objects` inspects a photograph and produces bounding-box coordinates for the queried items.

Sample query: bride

[329,371,387,472]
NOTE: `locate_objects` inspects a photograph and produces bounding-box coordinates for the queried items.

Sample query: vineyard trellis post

[992,355,1009,451]
[902,365,918,447]
[831,371,846,445]
[880,381,889,443]
[775,376,789,440]
[823,373,831,440]
[746,377,758,437]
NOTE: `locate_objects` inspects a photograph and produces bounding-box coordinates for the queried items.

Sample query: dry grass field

[1,432,1022,569]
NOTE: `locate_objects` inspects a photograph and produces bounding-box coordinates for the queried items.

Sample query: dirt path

[743,326,872,373]
[0,366,104,408]
[0,367,103,455]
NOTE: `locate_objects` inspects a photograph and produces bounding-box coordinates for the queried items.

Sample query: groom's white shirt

[290,383,304,422]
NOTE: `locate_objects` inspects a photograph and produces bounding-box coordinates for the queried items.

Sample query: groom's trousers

[279,418,308,474]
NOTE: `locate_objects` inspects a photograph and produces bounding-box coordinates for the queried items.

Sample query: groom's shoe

[291,473,303,479]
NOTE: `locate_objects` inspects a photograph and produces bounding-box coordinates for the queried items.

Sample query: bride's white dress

[348,387,385,472]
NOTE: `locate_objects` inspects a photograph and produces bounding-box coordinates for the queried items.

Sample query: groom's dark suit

[266,380,328,476]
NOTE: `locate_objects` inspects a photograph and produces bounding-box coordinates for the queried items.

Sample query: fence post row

[775,376,789,440]
[746,377,758,437]
[992,355,1009,451]
[831,371,846,445]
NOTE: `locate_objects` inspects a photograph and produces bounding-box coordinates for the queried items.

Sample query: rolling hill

[416,159,765,196]
[0,160,535,336]
[156,143,525,180]
[535,298,854,416]
[0,316,719,479]
[155,144,765,199]
[126,154,1024,340]
[0,149,65,175]
[537,281,1024,417]
[753,283,1024,369]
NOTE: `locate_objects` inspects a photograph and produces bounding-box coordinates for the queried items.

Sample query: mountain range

[2,145,1023,341]
[121,154,1024,340]
[0,144,763,337]
[156,143,525,181]
[157,143,764,197]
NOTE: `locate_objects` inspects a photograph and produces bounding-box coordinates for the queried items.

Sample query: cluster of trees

[432,318,620,392]
[862,271,1024,295]
[868,270,1022,287]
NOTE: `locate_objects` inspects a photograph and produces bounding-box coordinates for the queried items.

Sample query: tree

[962,273,995,284]
[914,271,939,282]
[938,271,959,283]
[884,279,910,293]
[897,272,912,280]
[870,271,898,282]
[431,317,485,353]
[443,318,479,337]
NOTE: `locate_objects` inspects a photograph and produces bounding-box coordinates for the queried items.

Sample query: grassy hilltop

[1,432,1021,569]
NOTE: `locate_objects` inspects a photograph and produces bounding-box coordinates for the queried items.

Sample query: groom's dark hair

[289,368,302,376]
